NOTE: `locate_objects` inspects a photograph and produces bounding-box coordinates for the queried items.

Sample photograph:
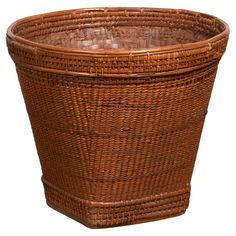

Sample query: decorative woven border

[7,8,229,77]
[43,178,190,228]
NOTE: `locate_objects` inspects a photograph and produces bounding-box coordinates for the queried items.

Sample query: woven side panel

[16,62,217,205]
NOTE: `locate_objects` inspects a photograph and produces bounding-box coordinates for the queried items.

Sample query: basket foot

[43,178,190,228]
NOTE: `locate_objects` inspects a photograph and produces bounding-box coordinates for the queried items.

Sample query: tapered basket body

[7,8,229,228]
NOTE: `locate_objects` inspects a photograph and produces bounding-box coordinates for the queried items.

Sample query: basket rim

[6,7,230,56]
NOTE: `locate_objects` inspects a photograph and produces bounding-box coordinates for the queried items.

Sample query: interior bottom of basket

[35,26,210,50]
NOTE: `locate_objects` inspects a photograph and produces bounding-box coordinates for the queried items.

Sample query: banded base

[42,178,190,228]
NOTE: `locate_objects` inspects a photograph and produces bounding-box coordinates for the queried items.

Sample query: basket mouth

[7,7,229,55]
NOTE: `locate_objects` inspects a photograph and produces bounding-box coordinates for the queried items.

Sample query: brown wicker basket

[7,7,229,228]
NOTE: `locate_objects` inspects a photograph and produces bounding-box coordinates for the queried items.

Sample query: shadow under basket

[7,8,229,228]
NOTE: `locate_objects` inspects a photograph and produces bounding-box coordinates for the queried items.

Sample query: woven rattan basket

[7,8,229,228]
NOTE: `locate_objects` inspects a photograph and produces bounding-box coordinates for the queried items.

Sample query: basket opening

[11,9,226,51]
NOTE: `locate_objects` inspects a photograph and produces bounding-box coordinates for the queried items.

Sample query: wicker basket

[7,8,229,228]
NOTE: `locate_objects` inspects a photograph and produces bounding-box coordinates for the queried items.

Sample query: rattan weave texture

[7,8,229,228]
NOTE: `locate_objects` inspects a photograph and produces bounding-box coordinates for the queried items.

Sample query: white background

[0,1,235,235]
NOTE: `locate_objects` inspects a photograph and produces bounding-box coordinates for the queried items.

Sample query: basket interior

[12,9,226,51]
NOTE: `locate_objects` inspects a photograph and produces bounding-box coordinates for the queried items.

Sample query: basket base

[47,201,187,228]
[42,178,190,228]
